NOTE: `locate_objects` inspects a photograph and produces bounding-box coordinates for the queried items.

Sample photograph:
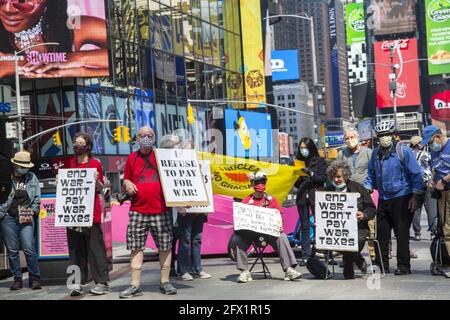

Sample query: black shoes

[29,278,42,290]
[10,279,23,291]
[394,269,411,275]
[357,261,368,274]
[298,259,308,267]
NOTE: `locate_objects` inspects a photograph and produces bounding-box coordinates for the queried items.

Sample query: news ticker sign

[374,38,421,109]
[271,50,299,81]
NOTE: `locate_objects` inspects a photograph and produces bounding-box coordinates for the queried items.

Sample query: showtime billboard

[374,39,421,109]
[0,1,109,79]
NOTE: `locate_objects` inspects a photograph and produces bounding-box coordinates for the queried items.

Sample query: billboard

[329,0,341,118]
[430,86,450,122]
[271,50,299,81]
[279,132,289,159]
[374,39,421,108]
[225,109,273,158]
[425,0,450,75]
[369,0,416,36]
[345,3,366,46]
[0,0,109,79]
[239,0,266,108]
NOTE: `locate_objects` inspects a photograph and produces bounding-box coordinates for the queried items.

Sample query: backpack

[306,256,332,279]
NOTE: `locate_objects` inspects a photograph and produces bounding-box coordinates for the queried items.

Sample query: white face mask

[379,136,393,148]
[346,138,359,149]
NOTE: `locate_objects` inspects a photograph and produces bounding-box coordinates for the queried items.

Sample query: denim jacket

[365,143,425,201]
[0,172,41,220]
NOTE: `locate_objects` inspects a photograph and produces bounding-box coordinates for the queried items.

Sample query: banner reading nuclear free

[240,0,266,108]
[197,152,304,204]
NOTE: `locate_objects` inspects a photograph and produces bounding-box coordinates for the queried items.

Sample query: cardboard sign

[315,191,359,252]
[186,160,214,214]
[233,202,282,238]
[155,148,209,207]
[55,168,96,227]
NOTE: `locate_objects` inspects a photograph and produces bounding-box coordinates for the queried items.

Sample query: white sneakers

[179,271,212,281]
[284,267,303,281]
[237,270,253,283]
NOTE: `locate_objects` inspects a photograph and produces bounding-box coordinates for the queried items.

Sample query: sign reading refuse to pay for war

[315,192,359,252]
[233,202,282,238]
[155,148,210,207]
[55,168,96,227]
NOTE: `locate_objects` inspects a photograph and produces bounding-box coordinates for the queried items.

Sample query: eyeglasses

[0,0,39,11]
[73,142,87,146]
[138,134,155,139]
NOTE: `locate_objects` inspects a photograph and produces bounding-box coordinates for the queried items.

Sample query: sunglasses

[253,178,267,185]
[0,0,40,12]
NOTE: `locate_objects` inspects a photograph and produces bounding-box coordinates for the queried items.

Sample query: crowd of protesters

[0,121,448,297]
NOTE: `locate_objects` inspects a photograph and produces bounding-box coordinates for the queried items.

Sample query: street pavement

[0,213,449,300]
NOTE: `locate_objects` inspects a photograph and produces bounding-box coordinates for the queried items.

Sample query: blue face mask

[332,181,347,191]
[300,148,310,158]
[430,142,442,152]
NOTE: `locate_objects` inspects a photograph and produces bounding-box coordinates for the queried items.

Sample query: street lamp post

[14,42,59,150]
[263,14,321,144]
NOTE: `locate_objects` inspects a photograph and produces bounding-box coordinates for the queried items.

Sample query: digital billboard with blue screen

[271,50,299,81]
[225,109,273,158]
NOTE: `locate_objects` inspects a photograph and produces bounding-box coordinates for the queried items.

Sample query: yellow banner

[240,0,266,108]
[198,152,305,204]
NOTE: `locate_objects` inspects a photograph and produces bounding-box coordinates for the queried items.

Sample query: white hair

[344,128,359,137]
[159,135,180,149]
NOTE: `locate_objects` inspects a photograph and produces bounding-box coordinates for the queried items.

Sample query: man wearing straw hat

[0,151,41,290]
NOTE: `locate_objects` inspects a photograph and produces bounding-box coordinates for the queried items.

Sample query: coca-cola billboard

[374,38,421,109]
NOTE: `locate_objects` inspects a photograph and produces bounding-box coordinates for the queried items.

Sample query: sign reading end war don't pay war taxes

[315,191,359,252]
[155,148,210,207]
[55,168,96,227]
[233,202,282,238]
[186,160,215,214]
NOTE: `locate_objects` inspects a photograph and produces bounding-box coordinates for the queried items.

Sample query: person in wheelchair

[324,161,376,279]
[232,171,302,283]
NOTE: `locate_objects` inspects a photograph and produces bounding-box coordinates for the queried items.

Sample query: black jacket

[294,155,327,206]
[323,180,376,231]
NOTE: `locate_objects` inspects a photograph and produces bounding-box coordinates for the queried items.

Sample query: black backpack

[306,256,332,279]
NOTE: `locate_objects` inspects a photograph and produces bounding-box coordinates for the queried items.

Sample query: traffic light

[53,131,61,146]
[122,126,130,143]
[187,103,196,125]
[113,127,121,143]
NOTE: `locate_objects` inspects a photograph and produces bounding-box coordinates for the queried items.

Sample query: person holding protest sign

[365,121,425,275]
[65,132,111,296]
[294,137,327,266]
[174,139,212,281]
[0,151,41,290]
[232,172,302,283]
[324,161,376,279]
[119,126,177,298]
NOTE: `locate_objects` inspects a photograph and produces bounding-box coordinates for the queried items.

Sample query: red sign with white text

[374,39,421,108]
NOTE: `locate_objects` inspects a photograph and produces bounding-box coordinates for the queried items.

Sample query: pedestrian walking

[422,126,450,253]
[119,126,177,298]
[66,132,111,296]
[0,151,41,290]
[365,121,425,275]
[294,137,327,266]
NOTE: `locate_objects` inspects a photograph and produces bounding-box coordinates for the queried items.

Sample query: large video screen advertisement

[369,0,416,35]
[0,0,109,79]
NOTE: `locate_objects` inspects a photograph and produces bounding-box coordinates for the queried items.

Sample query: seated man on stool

[233,172,302,283]
[324,161,376,279]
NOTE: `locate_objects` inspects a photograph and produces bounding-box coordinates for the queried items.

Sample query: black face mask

[73,145,89,156]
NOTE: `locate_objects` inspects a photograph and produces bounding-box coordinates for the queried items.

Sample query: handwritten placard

[186,160,214,214]
[233,202,282,238]
[315,191,359,252]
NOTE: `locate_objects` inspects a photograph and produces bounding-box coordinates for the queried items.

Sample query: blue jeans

[297,204,312,259]
[0,215,40,281]
[176,214,205,275]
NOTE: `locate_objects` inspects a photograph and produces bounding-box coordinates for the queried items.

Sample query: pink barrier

[111,195,300,255]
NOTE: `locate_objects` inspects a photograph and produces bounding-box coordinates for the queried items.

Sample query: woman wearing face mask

[323,161,376,279]
[0,151,41,290]
[294,137,327,265]
[66,132,110,296]
[232,172,302,283]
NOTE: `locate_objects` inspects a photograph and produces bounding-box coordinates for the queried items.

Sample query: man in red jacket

[119,126,177,298]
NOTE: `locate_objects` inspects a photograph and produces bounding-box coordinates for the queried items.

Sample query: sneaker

[69,284,83,297]
[29,278,42,290]
[119,286,143,298]
[159,282,177,295]
[410,251,418,259]
[394,269,411,275]
[197,271,212,279]
[414,233,421,241]
[356,261,368,274]
[298,259,308,267]
[10,279,23,291]
[237,270,252,283]
[284,267,303,281]
[90,283,112,295]
[178,272,194,281]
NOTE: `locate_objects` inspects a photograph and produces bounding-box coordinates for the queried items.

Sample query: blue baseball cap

[422,125,441,145]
